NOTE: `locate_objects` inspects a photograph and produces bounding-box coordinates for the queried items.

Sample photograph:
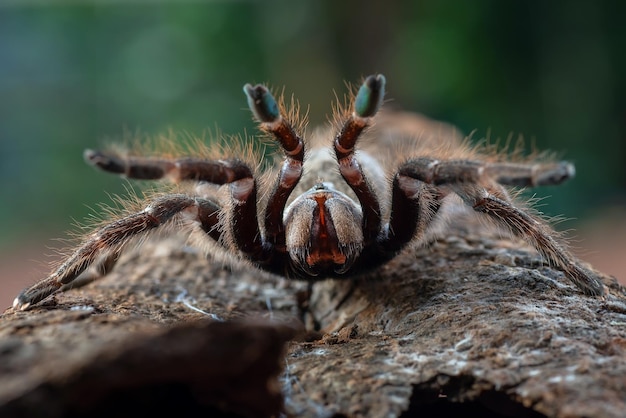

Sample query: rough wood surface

[2,216,626,417]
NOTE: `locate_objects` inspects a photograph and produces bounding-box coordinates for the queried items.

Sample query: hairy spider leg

[14,195,221,309]
[243,83,304,251]
[85,151,265,260]
[381,156,576,253]
[85,150,254,184]
[396,157,604,296]
[57,249,122,294]
[466,187,603,295]
[333,74,386,244]
[383,176,443,254]
[484,161,575,187]
[386,156,575,188]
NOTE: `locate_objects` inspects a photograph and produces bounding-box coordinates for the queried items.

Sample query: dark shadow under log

[1,217,625,417]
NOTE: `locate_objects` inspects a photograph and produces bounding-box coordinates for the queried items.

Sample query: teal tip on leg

[243,83,280,123]
[354,74,386,118]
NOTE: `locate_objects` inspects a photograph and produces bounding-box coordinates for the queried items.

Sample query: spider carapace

[13,74,604,310]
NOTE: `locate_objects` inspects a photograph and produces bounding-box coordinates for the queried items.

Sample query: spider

[13,74,604,310]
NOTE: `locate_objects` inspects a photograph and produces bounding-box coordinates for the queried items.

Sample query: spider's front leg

[330,75,447,258]
[243,83,304,253]
[334,74,386,244]
[13,195,221,310]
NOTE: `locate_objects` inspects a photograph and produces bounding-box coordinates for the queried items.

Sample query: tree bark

[2,217,625,417]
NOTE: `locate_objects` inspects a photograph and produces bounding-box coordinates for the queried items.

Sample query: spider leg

[86,147,266,260]
[14,195,221,310]
[379,175,443,254]
[84,149,254,183]
[59,249,122,292]
[394,157,575,187]
[334,74,386,243]
[396,158,604,296]
[243,83,304,250]
[457,185,603,295]
[483,161,575,187]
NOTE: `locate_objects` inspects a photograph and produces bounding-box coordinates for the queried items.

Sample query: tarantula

[13,74,604,310]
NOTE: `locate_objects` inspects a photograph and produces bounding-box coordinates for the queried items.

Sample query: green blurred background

[1,0,625,305]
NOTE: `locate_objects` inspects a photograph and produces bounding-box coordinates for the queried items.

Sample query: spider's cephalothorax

[13,74,604,310]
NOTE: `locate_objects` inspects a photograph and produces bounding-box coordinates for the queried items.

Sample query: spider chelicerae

[13,74,604,310]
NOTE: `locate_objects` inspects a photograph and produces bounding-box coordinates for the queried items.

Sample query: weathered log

[1,217,625,417]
